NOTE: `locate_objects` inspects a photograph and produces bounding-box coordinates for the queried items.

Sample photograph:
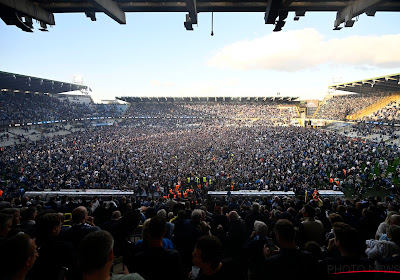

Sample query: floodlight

[345,20,355,27]
[273,20,285,32]
[38,21,48,31]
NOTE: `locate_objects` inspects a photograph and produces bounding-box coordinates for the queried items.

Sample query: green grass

[342,185,391,199]
[342,157,399,199]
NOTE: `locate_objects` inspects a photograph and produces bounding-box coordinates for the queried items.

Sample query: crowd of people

[1,95,400,279]
[0,190,399,280]
[0,92,125,126]
[362,100,400,124]
[122,103,297,123]
[346,123,399,142]
[315,93,392,120]
[1,118,399,199]
[2,90,400,128]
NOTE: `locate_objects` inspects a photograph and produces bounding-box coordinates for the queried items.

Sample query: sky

[1,10,400,103]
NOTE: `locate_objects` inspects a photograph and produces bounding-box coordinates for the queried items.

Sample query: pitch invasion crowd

[1,119,400,198]
[0,101,400,279]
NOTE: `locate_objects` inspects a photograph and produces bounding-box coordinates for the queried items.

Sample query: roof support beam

[280,0,294,9]
[265,0,279,24]
[334,0,386,29]
[185,0,197,24]
[0,0,55,24]
[89,0,126,24]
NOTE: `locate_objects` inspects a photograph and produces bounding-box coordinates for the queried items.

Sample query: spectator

[366,225,400,261]
[62,206,100,249]
[19,206,37,238]
[29,213,74,280]
[262,219,316,279]
[78,230,144,280]
[0,213,13,239]
[243,220,270,280]
[299,204,324,246]
[0,233,38,280]
[132,215,185,280]
[321,222,373,279]
[192,235,243,280]
[375,211,397,240]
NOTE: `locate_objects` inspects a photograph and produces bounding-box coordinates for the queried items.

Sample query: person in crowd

[111,210,141,273]
[375,211,398,240]
[321,222,373,279]
[173,209,203,275]
[62,206,100,249]
[131,215,185,280]
[1,208,21,237]
[0,213,13,239]
[102,210,122,234]
[379,214,400,241]
[223,210,248,265]
[29,212,75,280]
[0,233,38,280]
[366,225,400,261]
[157,209,174,240]
[262,219,316,279]
[298,204,325,246]
[19,207,37,238]
[244,203,268,236]
[191,235,243,280]
[243,220,270,280]
[79,230,144,280]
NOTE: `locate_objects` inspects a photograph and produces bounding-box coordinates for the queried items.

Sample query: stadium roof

[328,73,400,94]
[0,71,90,94]
[1,0,399,32]
[117,96,299,103]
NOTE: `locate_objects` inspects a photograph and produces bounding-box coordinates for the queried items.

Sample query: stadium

[1,69,400,279]
[1,1,400,279]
